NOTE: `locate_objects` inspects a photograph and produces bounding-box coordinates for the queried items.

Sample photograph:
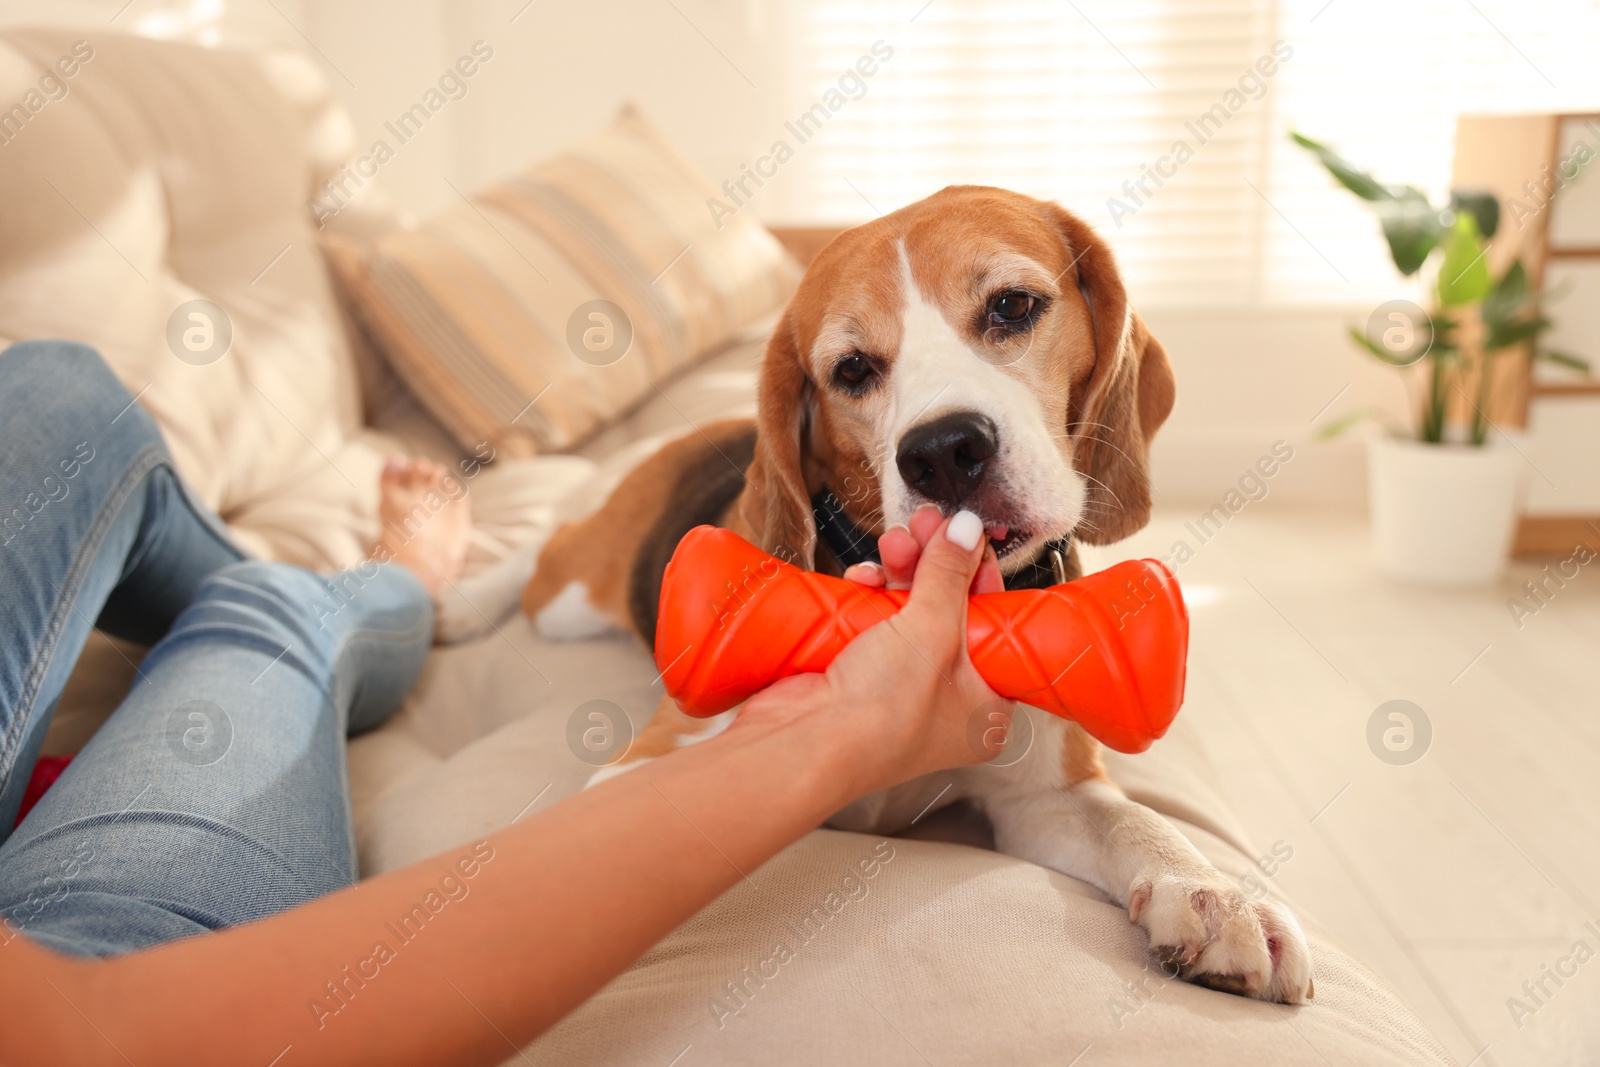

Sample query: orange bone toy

[654,526,1189,753]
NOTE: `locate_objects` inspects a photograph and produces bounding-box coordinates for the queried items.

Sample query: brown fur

[520,418,759,629]
[626,696,706,762]
[1061,723,1110,785]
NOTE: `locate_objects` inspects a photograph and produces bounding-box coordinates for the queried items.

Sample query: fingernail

[946,510,983,551]
[914,504,941,518]
[884,523,910,537]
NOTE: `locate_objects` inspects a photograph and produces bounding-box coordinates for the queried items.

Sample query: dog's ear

[740,309,818,568]
[1050,206,1176,545]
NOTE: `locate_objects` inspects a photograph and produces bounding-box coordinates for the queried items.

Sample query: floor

[1079,505,1600,1067]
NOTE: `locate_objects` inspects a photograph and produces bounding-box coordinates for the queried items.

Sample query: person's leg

[0,340,244,838]
[0,557,432,956]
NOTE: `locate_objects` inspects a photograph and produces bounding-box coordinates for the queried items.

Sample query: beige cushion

[323,106,800,457]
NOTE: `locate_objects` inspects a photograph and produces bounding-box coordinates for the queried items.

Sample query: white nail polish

[947,510,982,551]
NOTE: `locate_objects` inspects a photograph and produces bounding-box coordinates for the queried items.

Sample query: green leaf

[1449,189,1501,240]
[1486,315,1551,350]
[1291,131,1391,201]
[1430,344,1465,369]
[1482,259,1560,349]
[1437,214,1492,307]
[1347,324,1432,367]
[1536,348,1594,373]
[1376,194,1443,275]
[1316,407,1381,440]
[1291,133,1451,274]
[1481,259,1528,325]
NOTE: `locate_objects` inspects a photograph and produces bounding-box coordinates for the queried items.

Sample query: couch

[0,28,1457,1066]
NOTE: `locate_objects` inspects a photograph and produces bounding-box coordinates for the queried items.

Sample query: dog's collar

[810,486,1071,589]
[811,487,881,569]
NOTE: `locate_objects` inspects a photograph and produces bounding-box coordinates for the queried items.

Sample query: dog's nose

[895,411,999,508]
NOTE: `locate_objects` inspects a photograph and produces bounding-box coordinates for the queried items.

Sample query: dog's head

[742,185,1175,576]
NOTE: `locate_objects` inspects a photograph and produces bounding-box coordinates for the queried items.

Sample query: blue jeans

[0,341,432,957]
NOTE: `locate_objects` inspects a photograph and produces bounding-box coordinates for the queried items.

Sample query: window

[799,0,1600,306]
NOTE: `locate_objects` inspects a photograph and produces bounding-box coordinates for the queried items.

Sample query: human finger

[972,542,1004,595]
[878,524,918,589]
[904,510,986,617]
[843,561,886,588]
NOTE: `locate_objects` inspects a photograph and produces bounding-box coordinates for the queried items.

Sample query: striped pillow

[322,106,799,456]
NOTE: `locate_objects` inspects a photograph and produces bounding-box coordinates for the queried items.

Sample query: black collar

[811,487,880,569]
[810,487,1071,590]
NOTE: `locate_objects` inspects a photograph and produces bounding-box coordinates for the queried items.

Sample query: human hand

[734,506,1014,801]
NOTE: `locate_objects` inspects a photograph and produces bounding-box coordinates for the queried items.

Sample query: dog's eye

[831,353,879,392]
[989,291,1036,326]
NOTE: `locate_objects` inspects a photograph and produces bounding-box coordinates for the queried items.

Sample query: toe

[1134,878,1209,968]
[1255,899,1314,1003]
[1128,879,1152,923]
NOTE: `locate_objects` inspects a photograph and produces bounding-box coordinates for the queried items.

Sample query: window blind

[800,0,1600,306]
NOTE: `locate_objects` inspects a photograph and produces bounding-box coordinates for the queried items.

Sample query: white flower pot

[1367,434,1525,586]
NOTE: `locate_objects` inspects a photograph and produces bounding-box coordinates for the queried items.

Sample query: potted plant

[1293,132,1592,586]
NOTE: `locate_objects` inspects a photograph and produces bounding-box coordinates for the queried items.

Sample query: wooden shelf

[1514,516,1600,557]
[1532,381,1600,396]
[1448,115,1600,541]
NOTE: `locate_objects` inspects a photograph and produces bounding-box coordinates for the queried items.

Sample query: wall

[1145,307,1408,508]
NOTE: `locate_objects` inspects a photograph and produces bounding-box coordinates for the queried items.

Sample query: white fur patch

[880,245,1086,556]
[433,542,539,644]
[584,756,655,789]
[828,712,1313,1001]
[677,710,737,745]
[535,580,619,641]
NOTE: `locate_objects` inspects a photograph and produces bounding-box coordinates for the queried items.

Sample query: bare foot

[370,455,472,597]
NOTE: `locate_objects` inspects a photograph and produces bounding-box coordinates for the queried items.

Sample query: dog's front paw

[432,545,539,645]
[1127,874,1313,1003]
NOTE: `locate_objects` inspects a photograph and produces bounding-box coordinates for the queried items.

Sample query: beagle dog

[517,186,1313,1002]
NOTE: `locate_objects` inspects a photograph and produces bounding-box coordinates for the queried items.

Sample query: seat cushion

[348,607,1456,1067]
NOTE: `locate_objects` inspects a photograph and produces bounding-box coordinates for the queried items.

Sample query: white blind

[800,0,1600,306]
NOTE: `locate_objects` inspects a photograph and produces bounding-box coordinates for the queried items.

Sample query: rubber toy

[654,526,1188,753]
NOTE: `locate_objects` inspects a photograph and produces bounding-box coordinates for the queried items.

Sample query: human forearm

[13,704,852,1067]
[6,508,998,1067]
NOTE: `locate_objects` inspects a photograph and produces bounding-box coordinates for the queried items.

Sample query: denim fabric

[0,341,432,956]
